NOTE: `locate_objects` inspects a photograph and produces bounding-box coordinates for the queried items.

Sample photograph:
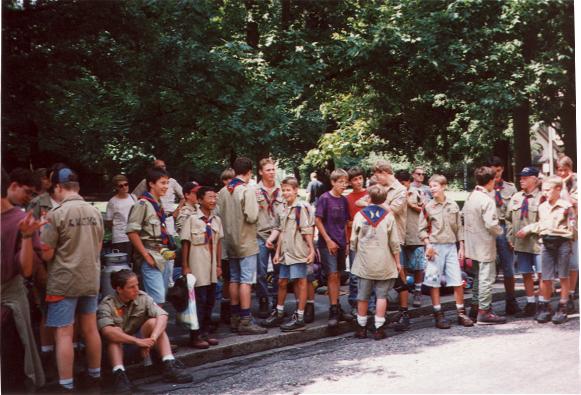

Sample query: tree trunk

[513,101,531,174]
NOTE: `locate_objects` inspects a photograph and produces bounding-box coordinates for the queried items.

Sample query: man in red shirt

[346,167,370,315]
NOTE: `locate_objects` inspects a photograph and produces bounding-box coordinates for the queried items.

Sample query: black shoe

[280,313,306,332]
[78,374,102,393]
[393,310,410,332]
[566,295,577,314]
[112,369,132,394]
[162,360,193,383]
[257,297,271,319]
[516,302,537,317]
[354,322,367,338]
[328,305,339,328]
[505,297,522,315]
[535,302,553,323]
[552,303,568,325]
[304,302,315,324]
[261,310,285,328]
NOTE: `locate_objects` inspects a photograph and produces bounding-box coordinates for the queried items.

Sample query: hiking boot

[566,295,577,314]
[112,369,132,394]
[257,297,270,319]
[280,313,306,332]
[162,360,193,383]
[230,315,240,333]
[238,316,268,335]
[373,325,387,341]
[477,309,507,325]
[516,302,537,317]
[304,302,315,324]
[393,310,411,332]
[412,291,422,308]
[505,297,522,315]
[220,301,231,324]
[339,306,354,322]
[200,333,219,346]
[457,308,474,327]
[78,374,102,394]
[468,303,479,321]
[354,322,367,339]
[189,331,209,349]
[433,310,451,329]
[328,305,339,328]
[552,303,568,325]
[261,310,285,328]
[535,302,553,323]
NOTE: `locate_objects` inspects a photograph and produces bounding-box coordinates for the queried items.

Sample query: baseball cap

[518,167,540,177]
[51,168,78,184]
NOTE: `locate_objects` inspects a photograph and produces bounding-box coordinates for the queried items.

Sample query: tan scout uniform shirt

[180,211,223,287]
[350,207,400,280]
[41,194,104,297]
[405,189,423,246]
[126,198,168,271]
[256,182,285,241]
[489,180,517,222]
[521,199,577,240]
[277,202,315,265]
[97,291,167,334]
[217,178,259,258]
[418,197,463,244]
[176,203,198,235]
[384,180,408,245]
[506,189,543,254]
[462,186,503,262]
[27,192,56,220]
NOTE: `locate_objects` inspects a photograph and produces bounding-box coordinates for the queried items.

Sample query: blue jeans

[141,260,172,304]
[496,223,515,278]
[348,250,376,310]
[257,238,278,301]
[195,284,216,334]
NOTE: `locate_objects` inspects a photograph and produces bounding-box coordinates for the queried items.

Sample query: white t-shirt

[105,194,136,243]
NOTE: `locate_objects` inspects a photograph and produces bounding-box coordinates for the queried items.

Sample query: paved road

[135,301,580,394]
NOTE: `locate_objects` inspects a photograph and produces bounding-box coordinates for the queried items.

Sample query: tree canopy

[2,0,575,190]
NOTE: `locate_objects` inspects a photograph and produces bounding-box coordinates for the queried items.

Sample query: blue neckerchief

[227,178,245,194]
[360,205,388,227]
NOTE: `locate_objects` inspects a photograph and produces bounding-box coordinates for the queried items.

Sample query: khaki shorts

[357,278,395,300]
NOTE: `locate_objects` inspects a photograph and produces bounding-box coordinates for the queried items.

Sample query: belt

[143,242,164,250]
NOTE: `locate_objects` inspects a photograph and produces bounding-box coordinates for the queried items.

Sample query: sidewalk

[125,280,526,380]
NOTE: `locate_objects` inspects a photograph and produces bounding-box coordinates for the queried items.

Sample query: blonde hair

[372,160,393,175]
[428,174,448,186]
[259,157,275,170]
[112,174,128,186]
[557,155,573,170]
[543,175,563,189]
[330,169,348,182]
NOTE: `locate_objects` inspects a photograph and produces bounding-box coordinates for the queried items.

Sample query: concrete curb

[125,288,525,380]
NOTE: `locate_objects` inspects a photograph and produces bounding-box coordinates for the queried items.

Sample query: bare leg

[277,279,289,306]
[430,287,440,307]
[78,313,101,370]
[230,283,240,306]
[453,286,464,305]
[295,278,307,311]
[239,284,252,310]
[328,272,340,305]
[54,325,74,381]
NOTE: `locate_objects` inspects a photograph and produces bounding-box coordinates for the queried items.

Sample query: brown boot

[230,315,240,333]
[457,307,474,327]
[200,333,219,346]
[189,331,209,349]
[238,316,267,335]
[433,310,451,329]
[468,303,479,321]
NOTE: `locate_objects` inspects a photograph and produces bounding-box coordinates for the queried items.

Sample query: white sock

[570,290,575,295]
[112,365,125,373]
[277,304,285,315]
[41,345,54,353]
[527,296,536,303]
[87,367,101,378]
[539,296,545,302]
[297,309,304,320]
[415,283,422,292]
[456,304,464,309]
[374,316,386,329]
[433,304,441,311]
[59,378,74,389]
[560,298,568,304]
[307,299,314,304]
[162,355,175,362]
[357,314,368,326]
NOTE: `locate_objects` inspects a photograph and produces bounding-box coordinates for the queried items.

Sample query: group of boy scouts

[1,153,578,393]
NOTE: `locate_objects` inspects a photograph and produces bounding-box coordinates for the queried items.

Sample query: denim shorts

[357,278,395,300]
[541,240,572,280]
[570,239,579,271]
[403,245,426,271]
[319,246,346,274]
[423,243,463,288]
[515,252,541,274]
[141,260,172,304]
[229,254,258,284]
[46,295,98,327]
[278,263,307,280]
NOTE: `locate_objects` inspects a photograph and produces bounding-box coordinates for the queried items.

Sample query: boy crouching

[350,184,401,340]
[261,177,315,331]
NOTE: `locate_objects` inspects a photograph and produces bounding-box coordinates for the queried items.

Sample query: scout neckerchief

[227,178,245,194]
[520,192,534,220]
[200,213,215,262]
[360,204,389,227]
[140,191,176,250]
[494,179,504,207]
[260,186,280,216]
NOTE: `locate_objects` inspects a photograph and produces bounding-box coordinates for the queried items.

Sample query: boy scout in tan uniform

[462,166,504,324]
[40,168,104,391]
[506,167,543,317]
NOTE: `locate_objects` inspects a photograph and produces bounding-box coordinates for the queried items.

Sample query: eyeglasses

[117,182,129,188]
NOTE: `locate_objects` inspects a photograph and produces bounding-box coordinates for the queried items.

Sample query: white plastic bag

[175,273,199,330]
